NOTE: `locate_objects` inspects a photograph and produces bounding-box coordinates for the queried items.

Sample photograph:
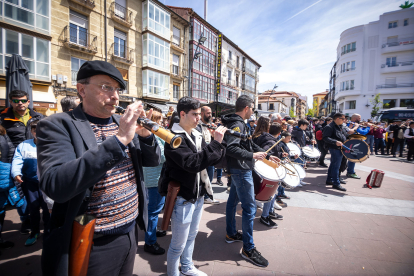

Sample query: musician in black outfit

[391,120,405,157]
[317,117,332,167]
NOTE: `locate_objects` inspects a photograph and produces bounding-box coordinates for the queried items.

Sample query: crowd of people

[0,60,413,276]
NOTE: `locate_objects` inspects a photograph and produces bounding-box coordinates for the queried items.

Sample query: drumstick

[261,158,295,174]
[264,136,285,154]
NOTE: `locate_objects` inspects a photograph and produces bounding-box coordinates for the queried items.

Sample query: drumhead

[286,143,302,156]
[302,146,321,159]
[254,160,286,181]
[341,139,370,163]
[293,163,306,179]
[281,163,300,189]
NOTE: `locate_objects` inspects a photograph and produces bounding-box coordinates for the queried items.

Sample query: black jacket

[315,123,323,133]
[322,121,347,150]
[159,124,226,203]
[221,114,267,170]
[275,141,291,159]
[37,104,160,276]
[253,133,279,157]
[0,134,15,163]
[0,107,44,147]
[291,126,312,147]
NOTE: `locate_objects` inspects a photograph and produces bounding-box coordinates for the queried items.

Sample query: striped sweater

[85,117,138,235]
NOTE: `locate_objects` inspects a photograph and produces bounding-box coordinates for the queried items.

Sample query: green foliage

[289,106,295,117]
[306,109,314,117]
[400,1,414,8]
[370,93,381,119]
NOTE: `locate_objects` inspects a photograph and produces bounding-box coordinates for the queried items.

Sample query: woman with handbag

[0,124,16,253]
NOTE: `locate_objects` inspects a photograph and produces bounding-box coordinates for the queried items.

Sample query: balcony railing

[227,59,236,67]
[110,2,133,27]
[381,61,414,68]
[170,65,187,79]
[341,67,356,72]
[70,0,95,9]
[242,83,254,92]
[111,43,134,64]
[382,39,414,48]
[341,48,356,55]
[226,79,236,87]
[63,25,97,54]
[243,66,256,77]
[376,83,414,89]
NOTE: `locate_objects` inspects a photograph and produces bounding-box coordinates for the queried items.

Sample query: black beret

[77,60,126,90]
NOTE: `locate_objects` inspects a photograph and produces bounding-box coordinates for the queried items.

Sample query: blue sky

[163,0,404,107]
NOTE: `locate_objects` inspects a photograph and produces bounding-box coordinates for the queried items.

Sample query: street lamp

[267,84,278,111]
[188,32,207,98]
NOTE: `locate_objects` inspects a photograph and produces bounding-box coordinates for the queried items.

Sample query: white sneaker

[204,198,220,205]
[181,266,208,276]
[300,181,308,185]
[297,182,303,187]
[273,201,282,210]
[256,201,264,209]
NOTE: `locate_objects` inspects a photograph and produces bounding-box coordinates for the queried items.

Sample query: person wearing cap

[37,60,161,276]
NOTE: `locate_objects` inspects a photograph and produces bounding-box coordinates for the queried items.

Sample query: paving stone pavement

[0,154,413,275]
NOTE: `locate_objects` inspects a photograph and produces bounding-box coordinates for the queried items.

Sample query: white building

[335,8,414,120]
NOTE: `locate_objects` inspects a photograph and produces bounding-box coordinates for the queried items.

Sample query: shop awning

[146,102,169,113]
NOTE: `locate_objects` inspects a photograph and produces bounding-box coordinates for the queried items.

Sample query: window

[1,28,50,80]
[142,1,170,40]
[341,42,356,55]
[114,0,127,19]
[114,29,126,58]
[191,72,214,102]
[143,33,170,72]
[191,18,217,52]
[383,99,396,109]
[244,58,256,76]
[172,54,179,74]
[173,84,179,100]
[350,80,354,90]
[236,75,239,87]
[142,70,170,99]
[228,50,232,61]
[269,103,274,110]
[71,57,87,85]
[70,10,88,47]
[258,104,261,110]
[3,0,49,33]
[404,19,409,26]
[345,81,349,90]
[388,21,398,28]
[400,99,414,108]
[348,101,356,109]
[172,26,180,46]
[237,56,239,68]
[243,74,255,92]
[219,85,237,105]
[190,45,215,77]
[351,61,355,70]
[228,70,231,80]
[386,57,397,67]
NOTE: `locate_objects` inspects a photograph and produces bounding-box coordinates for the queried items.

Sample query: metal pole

[189,40,202,98]
[104,0,107,62]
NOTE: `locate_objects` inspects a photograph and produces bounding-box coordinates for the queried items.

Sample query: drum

[302,146,321,162]
[286,143,301,158]
[281,162,300,189]
[341,138,370,163]
[253,160,286,202]
[292,163,306,179]
[349,134,366,140]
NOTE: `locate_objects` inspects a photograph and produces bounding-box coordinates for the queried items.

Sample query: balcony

[235,64,241,71]
[227,59,236,67]
[382,39,414,54]
[142,85,170,101]
[243,66,255,77]
[226,79,236,87]
[69,0,95,10]
[256,74,259,82]
[110,2,133,27]
[340,48,356,56]
[340,67,356,73]
[62,25,97,54]
[111,43,134,65]
[170,65,187,80]
[376,83,414,89]
[171,35,185,53]
[242,83,255,93]
[381,61,414,74]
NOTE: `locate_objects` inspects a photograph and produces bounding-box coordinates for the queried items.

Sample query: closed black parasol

[5,54,33,109]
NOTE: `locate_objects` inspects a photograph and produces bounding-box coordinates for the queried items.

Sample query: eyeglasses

[90,83,124,94]
[11,99,28,104]
[250,106,255,112]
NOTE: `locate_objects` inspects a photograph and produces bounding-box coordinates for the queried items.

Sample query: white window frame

[114,29,127,58]
[142,33,170,72]
[142,69,170,100]
[71,56,87,85]
[142,0,170,40]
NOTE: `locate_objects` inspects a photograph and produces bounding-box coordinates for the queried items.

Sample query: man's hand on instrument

[117,101,146,146]
[269,156,280,163]
[213,126,227,143]
[294,154,299,159]
[282,152,289,157]
[336,141,343,147]
[312,140,317,144]
[135,106,153,138]
[14,175,23,183]
[253,152,267,160]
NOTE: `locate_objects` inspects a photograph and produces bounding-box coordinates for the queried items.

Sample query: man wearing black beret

[37,60,161,276]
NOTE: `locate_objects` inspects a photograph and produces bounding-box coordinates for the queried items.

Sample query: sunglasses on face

[11,99,28,104]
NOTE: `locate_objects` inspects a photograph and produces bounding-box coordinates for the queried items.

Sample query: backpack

[316,130,323,141]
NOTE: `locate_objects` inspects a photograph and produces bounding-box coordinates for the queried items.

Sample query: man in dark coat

[37,61,161,276]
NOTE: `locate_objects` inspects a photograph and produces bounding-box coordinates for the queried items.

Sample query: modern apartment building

[0,0,56,114]
[334,8,414,119]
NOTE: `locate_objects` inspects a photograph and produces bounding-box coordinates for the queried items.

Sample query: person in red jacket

[373,124,387,155]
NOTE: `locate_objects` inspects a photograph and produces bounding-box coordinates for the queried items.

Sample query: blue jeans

[327,149,342,186]
[375,138,385,155]
[262,194,277,218]
[277,185,285,197]
[216,168,222,179]
[22,180,50,234]
[226,169,256,251]
[167,196,204,276]
[145,187,165,245]
[16,198,29,222]
[366,135,374,153]
[294,156,305,166]
[347,161,356,175]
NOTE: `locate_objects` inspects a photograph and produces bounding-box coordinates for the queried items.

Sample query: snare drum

[292,163,306,179]
[302,146,321,162]
[286,143,301,158]
[253,160,286,202]
[281,162,300,189]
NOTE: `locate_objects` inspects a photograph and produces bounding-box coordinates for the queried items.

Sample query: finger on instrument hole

[146,108,153,119]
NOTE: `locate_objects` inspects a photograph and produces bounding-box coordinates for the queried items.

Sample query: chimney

[204,0,208,21]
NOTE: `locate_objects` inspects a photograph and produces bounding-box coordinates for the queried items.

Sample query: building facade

[258,90,300,117]
[312,90,329,117]
[334,8,414,119]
